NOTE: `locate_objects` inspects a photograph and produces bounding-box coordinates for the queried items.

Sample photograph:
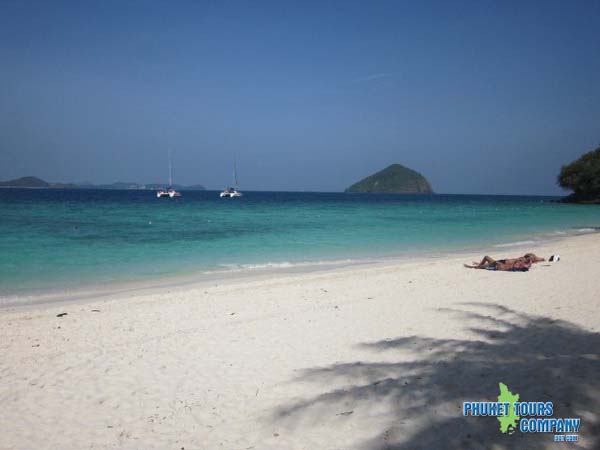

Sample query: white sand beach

[1,233,599,450]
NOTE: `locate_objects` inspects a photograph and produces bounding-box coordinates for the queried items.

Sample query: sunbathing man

[464,253,545,272]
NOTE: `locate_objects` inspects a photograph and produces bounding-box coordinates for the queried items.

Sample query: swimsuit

[485,259,506,271]
[487,259,529,272]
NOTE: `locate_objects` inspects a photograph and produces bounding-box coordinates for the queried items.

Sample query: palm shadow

[274,303,600,449]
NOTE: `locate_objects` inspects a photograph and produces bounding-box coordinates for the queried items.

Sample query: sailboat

[220,160,243,198]
[156,150,182,198]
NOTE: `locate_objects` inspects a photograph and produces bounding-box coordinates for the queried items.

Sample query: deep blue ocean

[1,189,599,301]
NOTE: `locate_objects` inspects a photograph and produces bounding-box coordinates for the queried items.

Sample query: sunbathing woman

[464,253,545,271]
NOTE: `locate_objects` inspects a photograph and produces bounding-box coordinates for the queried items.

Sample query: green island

[345,163,433,194]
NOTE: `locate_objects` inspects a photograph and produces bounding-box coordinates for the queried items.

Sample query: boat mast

[233,160,238,188]
[168,150,173,187]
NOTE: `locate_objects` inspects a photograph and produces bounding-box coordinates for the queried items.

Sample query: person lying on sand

[464,253,545,272]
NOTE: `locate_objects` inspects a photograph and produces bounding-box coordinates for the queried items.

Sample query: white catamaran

[220,161,243,198]
[157,151,182,198]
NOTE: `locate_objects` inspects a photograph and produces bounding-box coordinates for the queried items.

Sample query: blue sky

[1,0,599,194]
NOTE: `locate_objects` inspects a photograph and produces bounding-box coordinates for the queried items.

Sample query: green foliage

[346,164,433,193]
[558,146,600,198]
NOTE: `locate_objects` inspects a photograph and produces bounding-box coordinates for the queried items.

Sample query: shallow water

[1,189,599,299]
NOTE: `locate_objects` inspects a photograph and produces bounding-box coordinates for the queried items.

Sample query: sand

[1,234,599,450]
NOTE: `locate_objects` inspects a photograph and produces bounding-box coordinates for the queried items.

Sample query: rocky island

[345,163,433,194]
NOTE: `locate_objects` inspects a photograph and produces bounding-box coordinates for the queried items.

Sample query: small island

[345,163,433,194]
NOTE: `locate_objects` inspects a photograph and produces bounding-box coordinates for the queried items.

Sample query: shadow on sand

[274,303,599,449]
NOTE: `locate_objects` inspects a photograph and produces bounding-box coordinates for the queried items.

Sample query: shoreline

[1,227,598,310]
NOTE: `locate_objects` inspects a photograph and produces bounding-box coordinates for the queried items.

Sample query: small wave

[493,240,537,248]
[219,261,295,271]
[574,227,600,234]
[545,230,567,236]
[216,258,361,273]
[493,227,600,250]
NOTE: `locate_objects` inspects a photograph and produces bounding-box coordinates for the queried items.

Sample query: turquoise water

[1,189,599,300]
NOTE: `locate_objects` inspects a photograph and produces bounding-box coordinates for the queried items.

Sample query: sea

[1,189,600,304]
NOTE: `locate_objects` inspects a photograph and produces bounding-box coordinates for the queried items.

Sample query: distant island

[558,145,600,204]
[0,176,206,191]
[345,164,433,194]
[0,176,79,189]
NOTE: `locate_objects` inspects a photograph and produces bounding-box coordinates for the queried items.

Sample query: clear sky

[1,0,599,194]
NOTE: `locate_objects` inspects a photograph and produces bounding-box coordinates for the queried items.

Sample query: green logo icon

[498,383,520,434]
